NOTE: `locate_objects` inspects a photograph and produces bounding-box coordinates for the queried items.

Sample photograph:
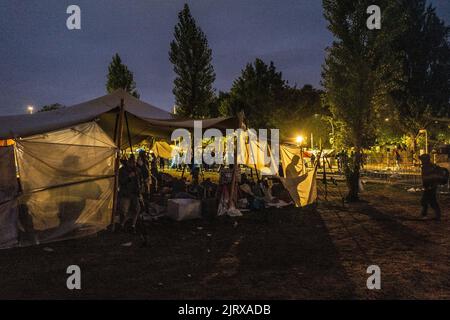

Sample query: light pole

[418,129,428,154]
[27,105,34,114]
[296,135,305,174]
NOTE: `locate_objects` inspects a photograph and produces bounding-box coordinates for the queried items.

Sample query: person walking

[419,154,441,221]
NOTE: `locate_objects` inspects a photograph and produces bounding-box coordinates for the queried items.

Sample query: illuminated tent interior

[0,89,319,249]
[0,89,237,249]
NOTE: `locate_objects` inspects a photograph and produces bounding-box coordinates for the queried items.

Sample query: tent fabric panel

[1,121,115,249]
[0,146,19,249]
[0,146,18,203]
[279,144,318,207]
[14,177,113,247]
[151,141,175,159]
[21,122,116,147]
[0,89,172,139]
[141,116,237,130]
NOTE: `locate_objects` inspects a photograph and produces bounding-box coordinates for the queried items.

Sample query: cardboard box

[166,198,201,221]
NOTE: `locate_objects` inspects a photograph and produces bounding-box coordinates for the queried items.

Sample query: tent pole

[247,139,260,183]
[229,112,244,208]
[323,153,328,200]
[124,112,133,154]
[111,99,125,232]
[113,113,119,142]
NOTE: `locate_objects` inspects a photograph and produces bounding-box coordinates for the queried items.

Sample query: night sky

[1,0,449,115]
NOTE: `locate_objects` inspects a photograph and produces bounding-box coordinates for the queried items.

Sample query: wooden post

[111,98,125,231]
[229,112,244,208]
[125,112,133,154]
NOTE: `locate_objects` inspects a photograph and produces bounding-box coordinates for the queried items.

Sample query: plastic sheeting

[0,89,172,140]
[279,145,318,207]
[151,141,175,159]
[237,131,278,175]
[0,122,116,249]
[0,146,19,248]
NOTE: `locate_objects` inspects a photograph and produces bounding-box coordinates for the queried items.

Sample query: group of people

[117,150,158,232]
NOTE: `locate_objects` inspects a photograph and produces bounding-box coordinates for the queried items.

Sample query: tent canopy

[0,89,170,139]
[0,89,237,145]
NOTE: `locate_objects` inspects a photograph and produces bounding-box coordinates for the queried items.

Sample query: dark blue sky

[1,0,449,115]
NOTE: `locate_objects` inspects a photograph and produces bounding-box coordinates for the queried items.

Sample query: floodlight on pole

[419,129,428,154]
[295,135,305,174]
[295,135,304,145]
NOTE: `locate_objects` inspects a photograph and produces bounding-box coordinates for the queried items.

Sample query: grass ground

[0,181,449,299]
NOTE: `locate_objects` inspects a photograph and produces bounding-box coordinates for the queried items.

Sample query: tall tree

[375,0,450,152]
[106,53,139,98]
[322,0,382,201]
[169,4,216,118]
[219,59,327,141]
[220,58,287,129]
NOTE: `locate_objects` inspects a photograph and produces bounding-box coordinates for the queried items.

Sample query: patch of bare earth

[0,182,448,299]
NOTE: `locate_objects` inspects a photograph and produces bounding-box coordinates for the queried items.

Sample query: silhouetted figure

[119,156,142,232]
[310,153,316,167]
[283,155,308,206]
[137,151,150,195]
[419,154,441,221]
[285,155,301,178]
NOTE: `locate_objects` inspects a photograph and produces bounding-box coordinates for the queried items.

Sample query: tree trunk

[409,133,417,166]
[345,147,362,202]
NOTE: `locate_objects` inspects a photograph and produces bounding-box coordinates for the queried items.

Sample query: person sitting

[187,167,204,199]
[201,178,217,198]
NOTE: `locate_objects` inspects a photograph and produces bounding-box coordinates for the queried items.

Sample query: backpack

[434,165,449,185]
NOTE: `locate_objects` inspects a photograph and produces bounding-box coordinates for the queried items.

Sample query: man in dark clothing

[137,151,150,195]
[419,154,441,221]
[150,155,159,192]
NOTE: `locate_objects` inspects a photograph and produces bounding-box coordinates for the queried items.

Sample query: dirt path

[320,183,450,299]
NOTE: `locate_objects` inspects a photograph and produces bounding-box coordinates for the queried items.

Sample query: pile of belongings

[238,174,293,210]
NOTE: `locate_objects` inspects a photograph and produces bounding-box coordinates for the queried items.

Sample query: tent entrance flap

[0,122,115,249]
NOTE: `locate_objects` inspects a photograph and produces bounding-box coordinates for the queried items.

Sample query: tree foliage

[218,58,329,143]
[219,59,286,128]
[322,0,384,201]
[169,4,216,118]
[106,53,139,98]
[375,0,450,147]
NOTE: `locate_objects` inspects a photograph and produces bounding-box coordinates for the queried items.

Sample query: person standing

[137,151,150,195]
[394,146,401,171]
[119,156,142,232]
[419,154,441,221]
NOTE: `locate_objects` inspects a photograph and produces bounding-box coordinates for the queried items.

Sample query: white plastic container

[166,199,201,221]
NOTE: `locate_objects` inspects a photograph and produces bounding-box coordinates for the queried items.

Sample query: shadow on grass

[358,204,432,245]
[198,207,356,299]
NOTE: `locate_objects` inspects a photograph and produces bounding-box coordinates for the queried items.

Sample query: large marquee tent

[0,89,236,249]
[0,89,319,249]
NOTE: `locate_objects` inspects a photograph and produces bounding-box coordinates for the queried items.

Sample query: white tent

[0,90,237,248]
